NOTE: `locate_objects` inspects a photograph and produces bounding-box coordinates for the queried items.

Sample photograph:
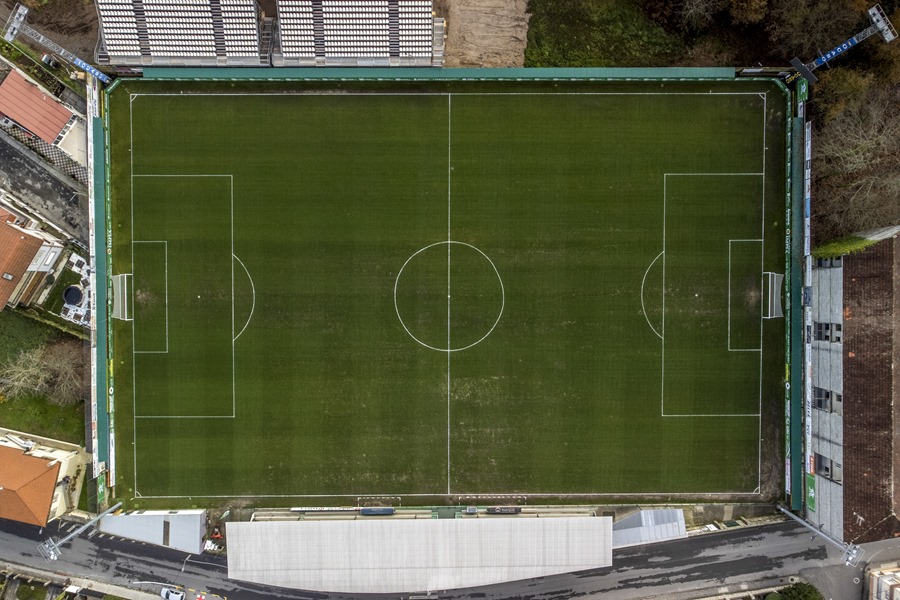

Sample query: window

[815,257,843,268]
[815,453,843,483]
[1,273,13,281]
[813,387,831,410]
[833,393,843,415]
[814,322,842,343]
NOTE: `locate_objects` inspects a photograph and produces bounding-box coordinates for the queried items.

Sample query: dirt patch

[443,0,529,67]
[0,0,99,62]
[0,0,529,69]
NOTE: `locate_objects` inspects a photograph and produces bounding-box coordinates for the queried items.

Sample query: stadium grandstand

[95,0,444,67]
[96,0,263,66]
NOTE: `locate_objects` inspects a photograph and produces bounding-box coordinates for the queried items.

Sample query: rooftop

[0,70,72,145]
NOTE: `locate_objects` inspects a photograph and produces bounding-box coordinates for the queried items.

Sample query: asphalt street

[1,518,897,600]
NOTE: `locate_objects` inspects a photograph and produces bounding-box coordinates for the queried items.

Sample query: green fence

[138,66,737,81]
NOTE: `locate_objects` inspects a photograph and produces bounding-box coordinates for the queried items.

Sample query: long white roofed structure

[227,516,613,593]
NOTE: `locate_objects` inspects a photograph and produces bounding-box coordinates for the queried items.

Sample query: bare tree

[0,347,50,400]
[814,84,900,240]
[679,0,726,30]
[767,0,863,57]
[730,0,767,25]
[43,340,87,407]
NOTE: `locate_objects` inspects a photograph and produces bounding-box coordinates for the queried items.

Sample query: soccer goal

[762,272,784,319]
[111,273,132,321]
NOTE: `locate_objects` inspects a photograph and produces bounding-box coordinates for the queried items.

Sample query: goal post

[763,272,784,319]
[111,273,132,321]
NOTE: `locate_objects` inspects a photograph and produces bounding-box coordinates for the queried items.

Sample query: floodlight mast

[788,4,897,84]
[37,502,123,561]
[1,3,111,83]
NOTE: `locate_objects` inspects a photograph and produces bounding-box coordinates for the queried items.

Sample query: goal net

[762,272,784,319]
[111,273,132,321]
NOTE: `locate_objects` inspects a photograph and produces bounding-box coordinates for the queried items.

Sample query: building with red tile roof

[0,70,73,145]
[0,429,90,527]
[0,216,63,310]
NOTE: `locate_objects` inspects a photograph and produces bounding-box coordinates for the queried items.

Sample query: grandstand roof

[227,516,612,593]
[0,70,72,145]
[0,445,61,527]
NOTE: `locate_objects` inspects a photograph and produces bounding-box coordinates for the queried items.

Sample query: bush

[525,0,682,67]
[15,583,46,600]
[780,582,824,600]
[812,235,877,259]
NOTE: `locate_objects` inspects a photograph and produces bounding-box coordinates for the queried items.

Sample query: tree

[678,0,727,31]
[813,83,900,242]
[730,0,767,25]
[779,582,824,600]
[767,0,864,57]
[0,347,50,400]
[43,340,88,407]
[0,340,87,406]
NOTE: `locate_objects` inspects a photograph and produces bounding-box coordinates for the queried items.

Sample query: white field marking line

[447,92,452,496]
[661,173,766,419]
[132,174,233,177]
[232,254,256,341]
[231,175,235,419]
[132,240,169,354]
[136,415,236,419]
[393,241,505,353]
[727,239,763,352]
[758,93,767,493]
[665,173,765,176]
[130,95,137,495]
[640,250,664,340]
[663,413,761,417]
[131,176,236,427]
[661,175,666,416]
[132,92,768,97]
[134,488,763,499]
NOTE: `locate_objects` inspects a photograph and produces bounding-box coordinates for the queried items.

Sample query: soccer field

[107,77,788,501]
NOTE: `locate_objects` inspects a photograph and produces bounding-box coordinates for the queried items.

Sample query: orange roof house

[0,445,61,527]
[0,429,89,527]
[0,220,44,308]
[0,70,73,145]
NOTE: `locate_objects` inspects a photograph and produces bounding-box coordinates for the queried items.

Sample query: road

[0,518,893,600]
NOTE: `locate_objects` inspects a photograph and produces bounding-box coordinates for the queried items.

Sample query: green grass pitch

[107,78,787,501]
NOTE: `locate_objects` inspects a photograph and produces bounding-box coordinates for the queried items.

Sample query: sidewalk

[1,560,160,600]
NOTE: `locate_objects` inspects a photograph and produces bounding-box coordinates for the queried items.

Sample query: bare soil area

[0,0,99,62]
[1,0,529,68]
[439,0,529,67]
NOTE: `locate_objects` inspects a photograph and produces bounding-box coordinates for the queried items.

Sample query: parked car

[160,588,185,600]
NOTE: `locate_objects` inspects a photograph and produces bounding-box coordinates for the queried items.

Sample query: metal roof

[99,510,207,554]
[227,516,612,593]
[0,70,72,144]
[612,509,687,548]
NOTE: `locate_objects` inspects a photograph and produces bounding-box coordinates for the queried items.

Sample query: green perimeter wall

[137,66,736,81]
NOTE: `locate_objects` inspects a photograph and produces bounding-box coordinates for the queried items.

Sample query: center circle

[394,241,504,352]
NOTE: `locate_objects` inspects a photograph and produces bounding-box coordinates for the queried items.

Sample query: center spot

[394,241,504,352]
